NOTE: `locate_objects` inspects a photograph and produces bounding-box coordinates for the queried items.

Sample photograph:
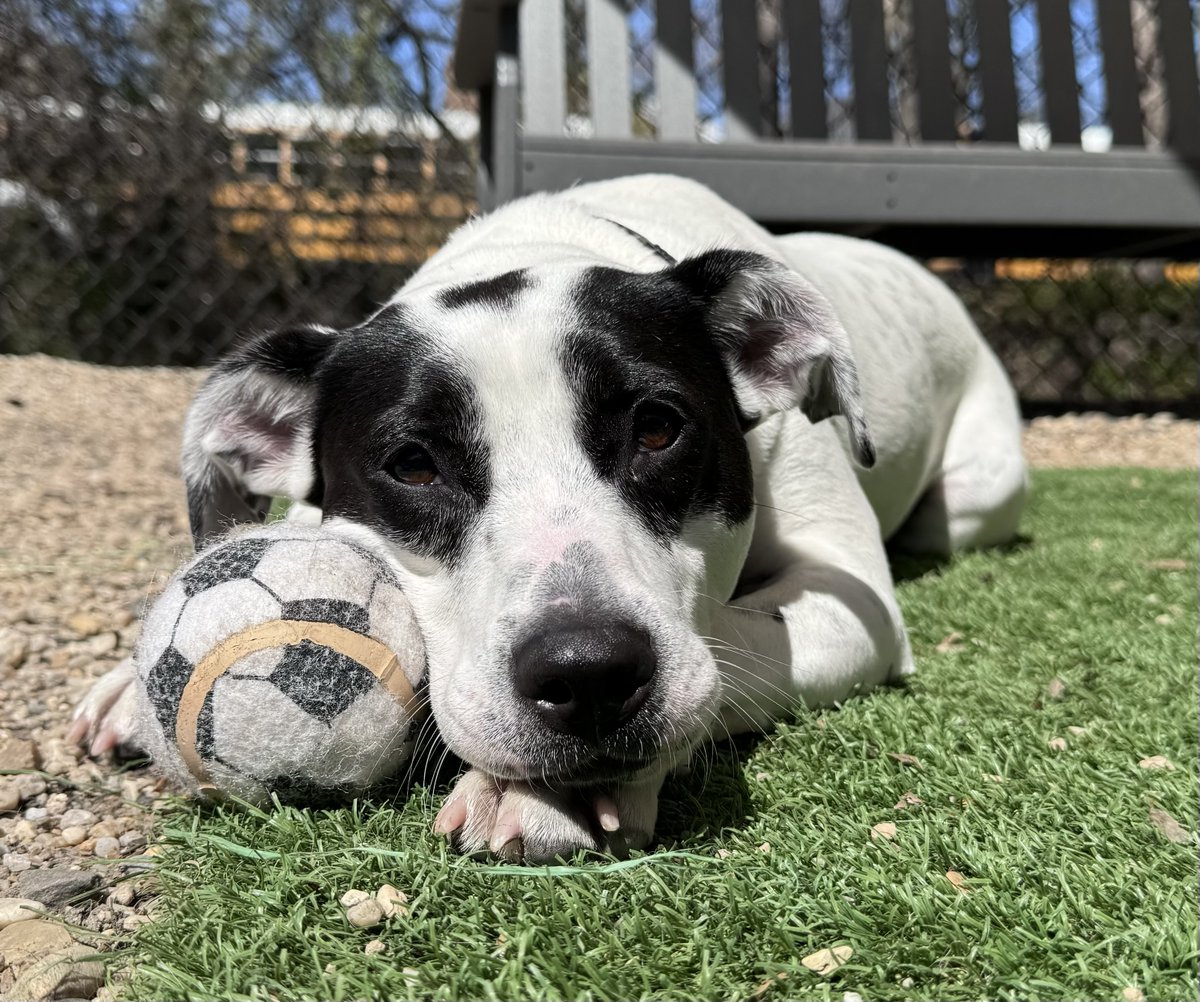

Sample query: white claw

[594,794,621,833]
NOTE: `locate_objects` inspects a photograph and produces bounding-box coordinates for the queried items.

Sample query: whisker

[710,667,796,720]
[695,592,786,619]
[752,500,817,527]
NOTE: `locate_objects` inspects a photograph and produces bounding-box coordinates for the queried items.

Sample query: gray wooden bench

[453,0,1200,258]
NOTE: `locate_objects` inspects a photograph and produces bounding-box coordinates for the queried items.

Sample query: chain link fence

[1,0,1196,411]
[0,0,474,366]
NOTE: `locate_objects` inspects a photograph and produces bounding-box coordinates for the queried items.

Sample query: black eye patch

[563,268,754,539]
[313,309,490,566]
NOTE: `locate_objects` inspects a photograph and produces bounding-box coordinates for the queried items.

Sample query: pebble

[0,734,37,771]
[33,739,79,777]
[0,917,75,969]
[339,889,370,908]
[109,882,136,907]
[94,836,121,859]
[0,898,45,929]
[60,809,98,830]
[10,942,105,1001]
[0,629,29,669]
[346,899,384,929]
[13,820,39,842]
[60,827,87,847]
[121,913,151,932]
[364,939,386,956]
[43,793,69,816]
[25,603,56,625]
[118,831,147,851]
[0,782,20,812]
[87,819,123,840]
[86,632,120,657]
[66,612,106,637]
[3,853,32,873]
[17,777,46,799]
[15,866,100,907]
[23,807,48,822]
[375,884,408,918]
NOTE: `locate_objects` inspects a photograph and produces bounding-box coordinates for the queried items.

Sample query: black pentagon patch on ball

[146,646,194,740]
[196,689,217,759]
[281,598,369,634]
[181,538,273,597]
[268,640,377,721]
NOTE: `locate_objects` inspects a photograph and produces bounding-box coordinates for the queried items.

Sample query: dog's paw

[66,658,142,758]
[434,768,660,864]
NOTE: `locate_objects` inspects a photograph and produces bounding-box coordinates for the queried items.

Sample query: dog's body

[73,175,1026,861]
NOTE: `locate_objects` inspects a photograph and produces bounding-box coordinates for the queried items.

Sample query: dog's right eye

[387,445,442,486]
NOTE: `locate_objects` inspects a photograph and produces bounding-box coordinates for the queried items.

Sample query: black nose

[511,618,656,741]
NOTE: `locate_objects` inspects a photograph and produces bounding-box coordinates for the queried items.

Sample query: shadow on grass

[655,732,761,846]
[888,533,1034,583]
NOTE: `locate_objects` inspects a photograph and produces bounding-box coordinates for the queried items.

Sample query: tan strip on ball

[175,620,419,792]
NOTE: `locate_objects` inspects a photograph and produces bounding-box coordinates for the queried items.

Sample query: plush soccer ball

[133,523,425,806]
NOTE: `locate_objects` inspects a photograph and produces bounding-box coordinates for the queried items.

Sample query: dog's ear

[182,325,338,548]
[670,249,874,467]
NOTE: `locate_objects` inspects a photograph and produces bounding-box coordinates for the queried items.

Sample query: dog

[70,174,1027,862]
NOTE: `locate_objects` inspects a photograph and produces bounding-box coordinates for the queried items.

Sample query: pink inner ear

[219,412,300,472]
[737,320,800,390]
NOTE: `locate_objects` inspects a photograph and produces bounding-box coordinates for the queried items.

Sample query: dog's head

[183,250,872,785]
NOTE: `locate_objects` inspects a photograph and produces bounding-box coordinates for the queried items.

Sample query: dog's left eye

[387,444,442,486]
[633,404,681,453]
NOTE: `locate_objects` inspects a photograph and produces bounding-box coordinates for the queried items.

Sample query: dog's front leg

[706,564,911,737]
[704,477,914,734]
[435,766,665,863]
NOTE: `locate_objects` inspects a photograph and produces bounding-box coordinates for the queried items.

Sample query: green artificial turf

[125,469,1198,1001]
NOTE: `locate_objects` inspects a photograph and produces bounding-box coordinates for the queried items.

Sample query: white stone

[93,836,121,859]
[346,899,384,929]
[0,898,44,929]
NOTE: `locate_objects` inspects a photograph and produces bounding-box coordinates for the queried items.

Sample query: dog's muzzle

[511,612,656,743]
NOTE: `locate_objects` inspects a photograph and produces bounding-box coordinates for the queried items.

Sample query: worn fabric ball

[133,523,425,806]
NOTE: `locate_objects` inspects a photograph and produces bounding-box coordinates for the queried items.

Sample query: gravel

[0,352,1195,996]
[1024,412,1196,469]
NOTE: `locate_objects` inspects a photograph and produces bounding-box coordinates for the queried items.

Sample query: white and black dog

[72,175,1027,862]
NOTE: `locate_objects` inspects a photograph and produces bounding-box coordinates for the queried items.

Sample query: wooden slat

[655,0,696,140]
[975,0,1018,142]
[783,0,826,138]
[1096,0,1143,147]
[1156,0,1200,155]
[848,0,890,139]
[720,0,761,140]
[1036,0,1081,145]
[521,137,1200,258]
[481,5,522,207]
[454,0,502,90]
[523,136,1200,250]
[911,0,956,141]
[519,0,566,135]
[587,0,633,138]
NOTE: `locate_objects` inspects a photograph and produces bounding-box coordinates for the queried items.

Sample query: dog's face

[183,249,872,785]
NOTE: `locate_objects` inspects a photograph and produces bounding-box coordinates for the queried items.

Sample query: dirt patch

[1024,412,1196,469]
[0,353,1195,985]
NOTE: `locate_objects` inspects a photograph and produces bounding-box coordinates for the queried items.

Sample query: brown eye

[633,405,681,453]
[388,445,441,486]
